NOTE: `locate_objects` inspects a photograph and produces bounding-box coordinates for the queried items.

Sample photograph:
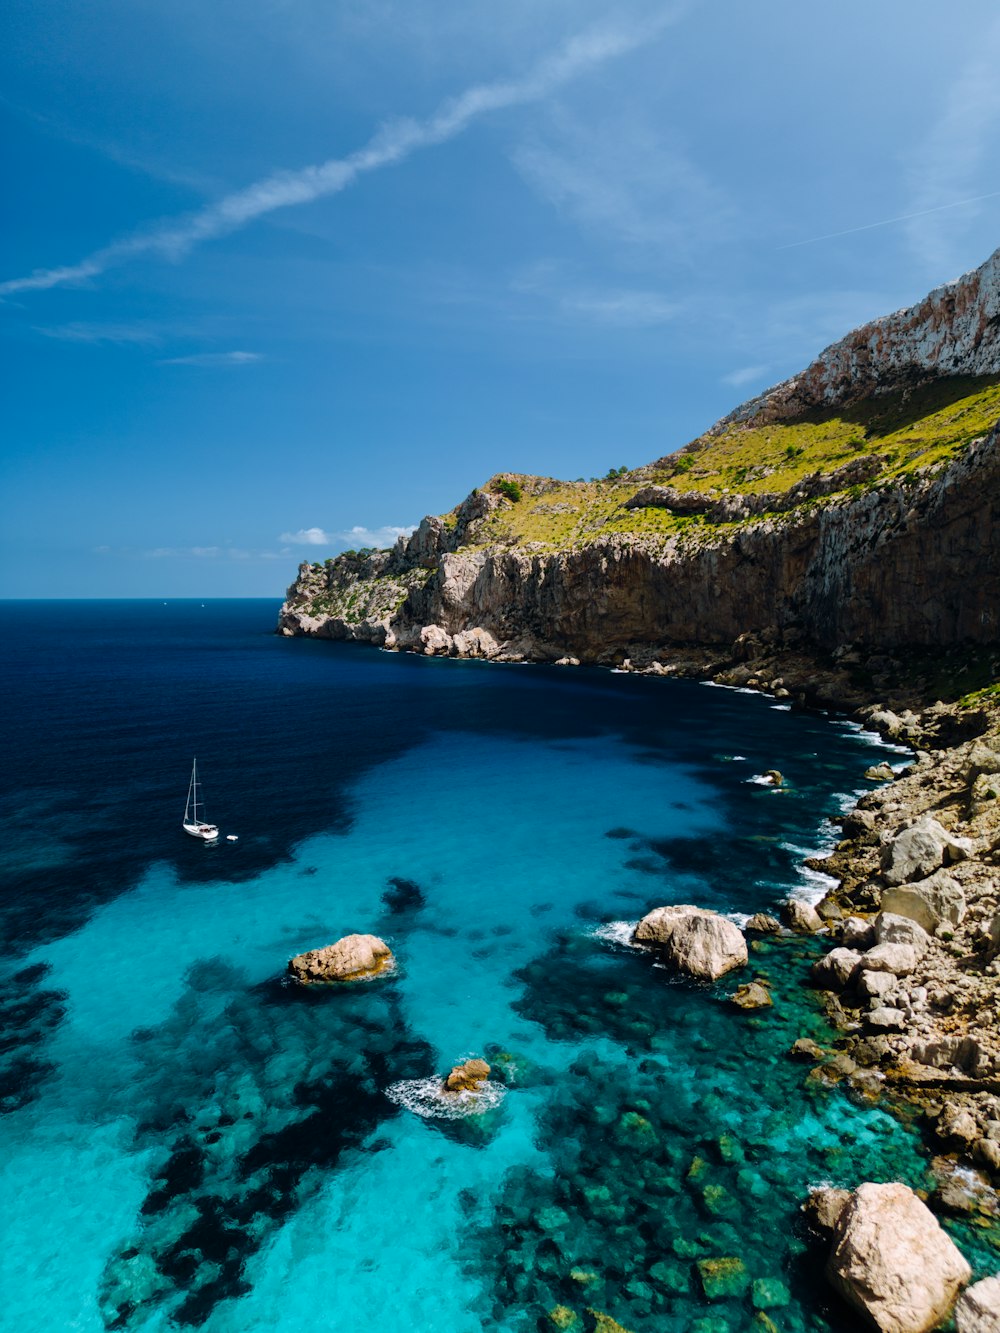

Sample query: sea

[0,599,994,1333]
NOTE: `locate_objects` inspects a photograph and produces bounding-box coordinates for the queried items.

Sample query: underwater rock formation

[287,933,394,983]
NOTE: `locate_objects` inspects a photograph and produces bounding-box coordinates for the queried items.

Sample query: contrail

[777,189,1000,250]
[1,15,676,297]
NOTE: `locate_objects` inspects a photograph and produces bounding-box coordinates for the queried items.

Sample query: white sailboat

[182,758,219,841]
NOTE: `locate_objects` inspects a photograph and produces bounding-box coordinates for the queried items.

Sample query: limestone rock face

[288,933,394,984]
[444,1058,491,1093]
[956,1276,1000,1333]
[634,905,747,980]
[826,1182,971,1333]
[719,247,1000,424]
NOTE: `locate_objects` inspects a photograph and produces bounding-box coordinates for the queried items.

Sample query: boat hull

[183,822,219,841]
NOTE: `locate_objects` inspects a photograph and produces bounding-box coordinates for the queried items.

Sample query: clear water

[0,600,992,1332]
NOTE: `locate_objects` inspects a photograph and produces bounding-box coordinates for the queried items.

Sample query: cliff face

[715,246,1000,429]
[279,249,1000,663]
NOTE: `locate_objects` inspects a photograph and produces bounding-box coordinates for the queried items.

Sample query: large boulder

[956,1276,1000,1333]
[288,933,395,984]
[882,818,973,885]
[874,912,930,956]
[634,905,747,980]
[812,948,863,991]
[882,870,966,931]
[826,1182,971,1332]
[860,943,919,976]
[782,900,824,933]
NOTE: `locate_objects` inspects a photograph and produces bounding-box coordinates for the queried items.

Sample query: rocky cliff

[279,248,1000,666]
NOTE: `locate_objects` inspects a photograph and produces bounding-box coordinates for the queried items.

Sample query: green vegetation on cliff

[453,376,1000,552]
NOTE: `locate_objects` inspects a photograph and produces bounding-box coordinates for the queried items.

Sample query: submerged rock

[731,981,772,1009]
[287,933,395,984]
[634,906,748,980]
[444,1058,491,1093]
[826,1182,971,1333]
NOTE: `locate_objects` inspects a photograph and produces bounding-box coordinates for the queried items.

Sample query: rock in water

[288,933,394,984]
[730,981,772,1009]
[826,1182,971,1333]
[444,1058,491,1093]
[782,900,824,933]
[746,912,782,934]
[634,905,747,980]
[956,1277,1000,1333]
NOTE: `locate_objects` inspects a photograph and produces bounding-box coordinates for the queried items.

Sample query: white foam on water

[747,774,781,787]
[592,920,642,949]
[700,681,759,695]
[789,864,839,905]
[385,1077,507,1120]
[726,912,752,928]
[771,703,792,711]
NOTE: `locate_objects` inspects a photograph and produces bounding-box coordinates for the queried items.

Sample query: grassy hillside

[456,375,1000,551]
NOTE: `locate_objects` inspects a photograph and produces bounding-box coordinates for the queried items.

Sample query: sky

[2,0,1000,596]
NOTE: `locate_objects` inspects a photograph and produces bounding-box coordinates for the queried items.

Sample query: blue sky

[3,0,999,596]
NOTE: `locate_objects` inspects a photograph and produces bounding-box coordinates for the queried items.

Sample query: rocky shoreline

[603,637,1000,1198]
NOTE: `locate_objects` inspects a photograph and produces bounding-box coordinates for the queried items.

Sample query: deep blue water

[0,600,989,1331]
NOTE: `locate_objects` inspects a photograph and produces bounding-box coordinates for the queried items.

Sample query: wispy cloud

[139,544,290,560]
[511,109,731,258]
[903,17,1000,270]
[721,364,768,388]
[36,321,162,345]
[0,14,678,298]
[512,262,678,327]
[158,350,263,367]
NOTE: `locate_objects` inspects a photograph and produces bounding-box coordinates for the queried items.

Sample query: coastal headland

[279,247,1000,1320]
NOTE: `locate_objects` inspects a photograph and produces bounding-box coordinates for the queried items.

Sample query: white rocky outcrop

[633,905,747,980]
[288,933,395,984]
[827,1182,971,1333]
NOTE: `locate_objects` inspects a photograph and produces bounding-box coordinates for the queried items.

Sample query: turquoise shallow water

[0,601,992,1331]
